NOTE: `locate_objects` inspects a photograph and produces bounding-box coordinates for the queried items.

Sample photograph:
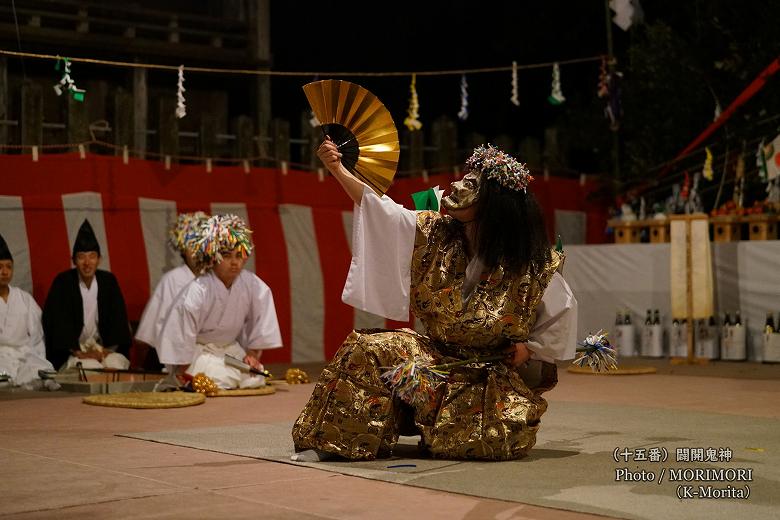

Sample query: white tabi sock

[290,449,334,462]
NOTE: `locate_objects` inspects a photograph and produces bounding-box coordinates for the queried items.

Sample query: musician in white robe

[0,233,57,389]
[135,212,209,350]
[157,214,282,389]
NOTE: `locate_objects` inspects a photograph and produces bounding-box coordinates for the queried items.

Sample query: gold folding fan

[303,79,400,195]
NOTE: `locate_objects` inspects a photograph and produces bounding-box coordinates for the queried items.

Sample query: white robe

[135,265,195,348]
[341,186,578,362]
[78,277,99,345]
[0,286,55,386]
[62,277,130,372]
[157,270,283,388]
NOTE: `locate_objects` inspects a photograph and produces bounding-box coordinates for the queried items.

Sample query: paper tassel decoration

[175,65,186,119]
[383,331,619,406]
[548,62,565,105]
[713,101,722,121]
[404,74,422,131]
[756,139,768,180]
[572,330,617,372]
[53,57,86,102]
[702,147,714,181]
[457,74,469,121]
[510,61,520,106]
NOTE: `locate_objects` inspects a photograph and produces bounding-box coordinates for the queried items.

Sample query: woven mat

[567,365,657,375]
[213,385,276,397]
[121,401,780,520]
[83,391,206,409]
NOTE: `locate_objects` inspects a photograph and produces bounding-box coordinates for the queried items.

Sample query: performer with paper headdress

[292,141,577,462]
[42,219,132,371]
[135,212,209,357]
[157,214,282,389]
[0,233,58,389]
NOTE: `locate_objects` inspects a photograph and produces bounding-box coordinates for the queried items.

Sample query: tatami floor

[1,359,778,520]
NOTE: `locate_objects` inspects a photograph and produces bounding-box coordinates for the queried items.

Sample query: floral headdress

[192,214,254,271]
[169,212,209,254]
[465,144,533,192]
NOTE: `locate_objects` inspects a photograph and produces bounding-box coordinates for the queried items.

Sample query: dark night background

[268,0,779,206]
[2,0,778,209]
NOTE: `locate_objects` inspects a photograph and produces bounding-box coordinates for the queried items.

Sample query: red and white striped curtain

[0,153,607,363]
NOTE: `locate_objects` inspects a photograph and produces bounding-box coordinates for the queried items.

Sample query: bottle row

[615,309,752,327]
[611,309,780,363]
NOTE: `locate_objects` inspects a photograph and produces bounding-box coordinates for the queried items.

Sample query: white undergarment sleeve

[526,272,578,362]
[341,187,418,321]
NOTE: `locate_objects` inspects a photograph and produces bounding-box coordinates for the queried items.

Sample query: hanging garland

[548,62,565,105]
[756,139,768,180]
[404,73,422,131]
[702,147,714,181]
[53,57,86,102]
[510,61,520,106]
[175,65,187,119]
[457,74,469,121]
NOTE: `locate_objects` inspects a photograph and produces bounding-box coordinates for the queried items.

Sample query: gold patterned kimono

[292,209,565,461]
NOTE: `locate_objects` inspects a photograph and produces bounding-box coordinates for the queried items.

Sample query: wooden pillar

[21,81,43,147]
[300,110,321,170]
[0,57,7,145]
[133,68,147,158]
[271,117,290,163]
[158,97,179,159]
[231,115,254,159]
[403,129,424,174]
[249,0,272,160]
[86,80,109,124]
[114,88,134,150]
[432,115,457,172]
[544,126,566,168]
[67,95,89,149]
[519,136,543,169]
[200,112,218,159]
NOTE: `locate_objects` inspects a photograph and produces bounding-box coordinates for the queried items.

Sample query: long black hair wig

[449,176,551,275]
